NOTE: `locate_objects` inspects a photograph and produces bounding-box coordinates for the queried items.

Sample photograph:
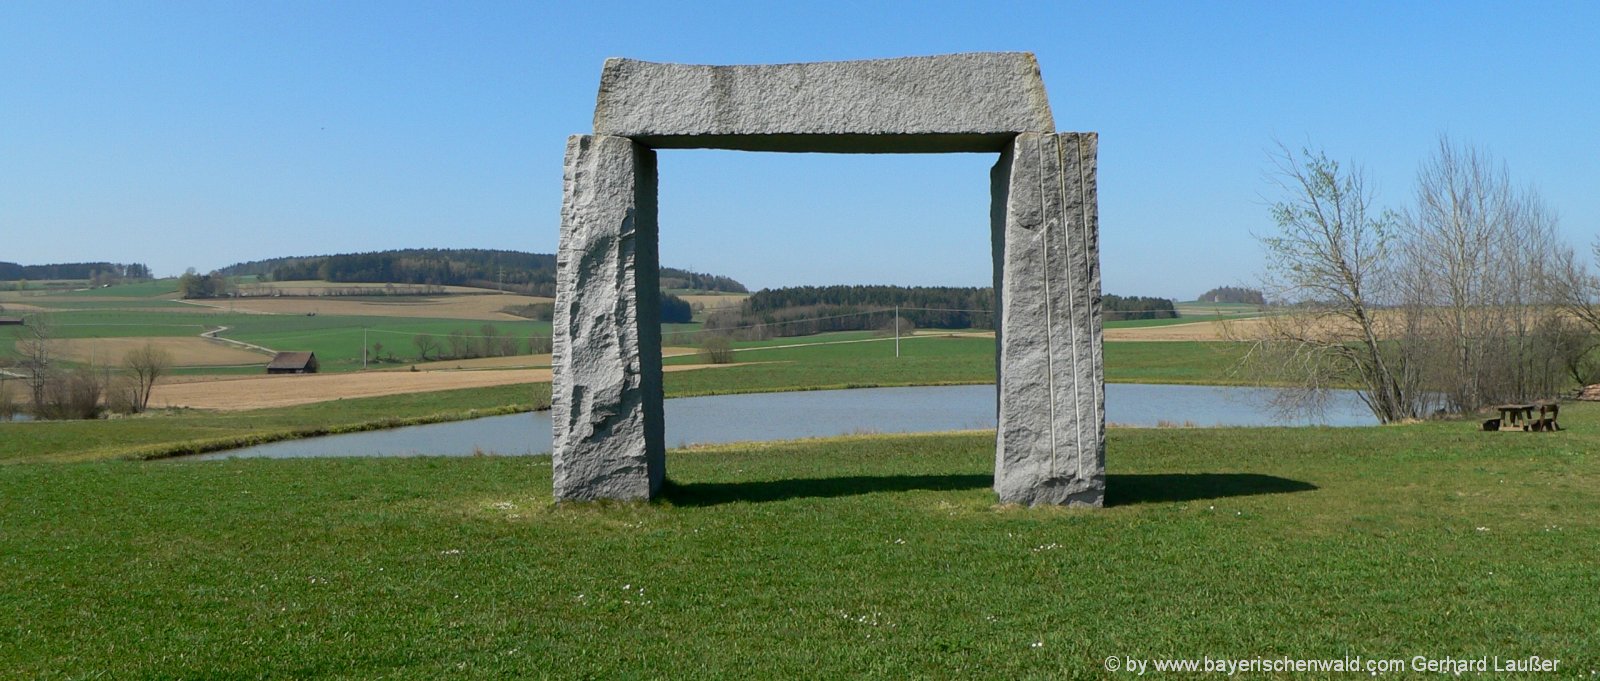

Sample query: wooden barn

[0,317,23,326]
[266,351,319,374]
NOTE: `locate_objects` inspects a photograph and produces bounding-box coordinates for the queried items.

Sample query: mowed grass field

[3,409,1598,677]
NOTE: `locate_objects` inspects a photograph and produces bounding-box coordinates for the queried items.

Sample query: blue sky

[3,1,1596,299]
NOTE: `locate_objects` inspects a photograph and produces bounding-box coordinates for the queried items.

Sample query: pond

[192,383,1376,460]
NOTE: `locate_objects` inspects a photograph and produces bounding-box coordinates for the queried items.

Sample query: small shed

[0,317,23,326]
[266,351,319,374]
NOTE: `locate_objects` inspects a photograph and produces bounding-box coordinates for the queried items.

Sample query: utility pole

[895,305,901,358]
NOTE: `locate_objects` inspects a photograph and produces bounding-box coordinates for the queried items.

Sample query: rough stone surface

[554,54,1103,506]
[991,132,1105,507]
[594,53,1055,153]
[551,134,664,502]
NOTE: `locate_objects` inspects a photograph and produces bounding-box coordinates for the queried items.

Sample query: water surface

[194,383,1374,460]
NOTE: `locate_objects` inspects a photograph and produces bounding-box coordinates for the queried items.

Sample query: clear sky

[3,1,1596,300]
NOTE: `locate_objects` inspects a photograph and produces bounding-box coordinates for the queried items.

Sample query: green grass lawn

[220,315,552,372]
[56,278,181,297]
[2,410,1597,677]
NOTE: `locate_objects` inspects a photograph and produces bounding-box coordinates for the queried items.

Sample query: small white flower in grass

[1031,641,1043,649]
[441,549,462,555]
[1475,527,1490,533]
[892,538,906,545]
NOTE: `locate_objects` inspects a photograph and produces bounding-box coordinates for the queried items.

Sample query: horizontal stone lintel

[595,53,1056,150]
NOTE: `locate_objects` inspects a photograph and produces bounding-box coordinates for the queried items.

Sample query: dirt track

[150,363,732,411]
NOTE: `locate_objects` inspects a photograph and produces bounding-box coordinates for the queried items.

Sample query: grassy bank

[0,384,550,465]
[2,410,1597,677]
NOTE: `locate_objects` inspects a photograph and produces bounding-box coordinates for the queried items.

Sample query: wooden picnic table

[1494,402,1560,431]
[1491,401,1529,428]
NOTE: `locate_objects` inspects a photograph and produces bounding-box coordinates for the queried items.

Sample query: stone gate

[552,53,1104,506]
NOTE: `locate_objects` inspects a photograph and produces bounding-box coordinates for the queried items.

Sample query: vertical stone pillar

[552,134,665,501]
[991,132,1104,506]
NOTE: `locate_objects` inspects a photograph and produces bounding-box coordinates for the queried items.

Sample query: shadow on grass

[664,472,1316,507]
[1106,473,1317,507]
[663,474,992,507]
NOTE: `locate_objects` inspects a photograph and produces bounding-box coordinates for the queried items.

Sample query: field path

[200,326,278,355]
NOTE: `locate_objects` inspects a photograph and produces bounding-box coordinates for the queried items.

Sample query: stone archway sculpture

[552,53,1104,507]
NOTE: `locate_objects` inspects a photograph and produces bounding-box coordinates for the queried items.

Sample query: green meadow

[2,413,1596,677]
[3,285,1596,677]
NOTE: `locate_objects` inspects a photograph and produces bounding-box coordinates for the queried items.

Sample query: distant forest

[216,249,746,297]
[1197,286,1266,305]
[0,261,152,281]
[1101,294,1177,320]
[704,285,1179,339]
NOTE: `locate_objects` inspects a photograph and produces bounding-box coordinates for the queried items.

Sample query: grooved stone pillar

[991,132,1105,507]
[552,134,664,501]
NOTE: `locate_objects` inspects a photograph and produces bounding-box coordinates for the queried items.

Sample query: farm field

[150,361,738,411]
[52,337,267,368]
[12,308,554,372]
[239,280,524,295]
[2,410,1596,677]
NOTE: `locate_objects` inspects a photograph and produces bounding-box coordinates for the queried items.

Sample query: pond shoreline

[187,383,1381,461]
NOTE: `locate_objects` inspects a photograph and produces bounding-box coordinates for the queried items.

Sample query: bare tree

[124,342,172,412]
[1248,145,1430,423]
[15,314,57,411]
[413,334,441,361]
[1401,138,1566,408]
[700,335,735,364]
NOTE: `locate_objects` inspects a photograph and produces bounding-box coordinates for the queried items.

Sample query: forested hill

[718,285,1177,338]
[216,249,746,296]
[0,261,152,281]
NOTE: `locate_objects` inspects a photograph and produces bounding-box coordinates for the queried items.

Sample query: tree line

[1197,286,1266,305]
[738,285,994,332]
[1251,137,1596,423]
[699,285,1180,340]
[1101,294,1177,319]
[0,261,152,282]
[215,249,747,297]
[661,269,748,293]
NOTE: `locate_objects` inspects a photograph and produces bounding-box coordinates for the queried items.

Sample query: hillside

[216,248,745,296]
[0,261,152,282]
